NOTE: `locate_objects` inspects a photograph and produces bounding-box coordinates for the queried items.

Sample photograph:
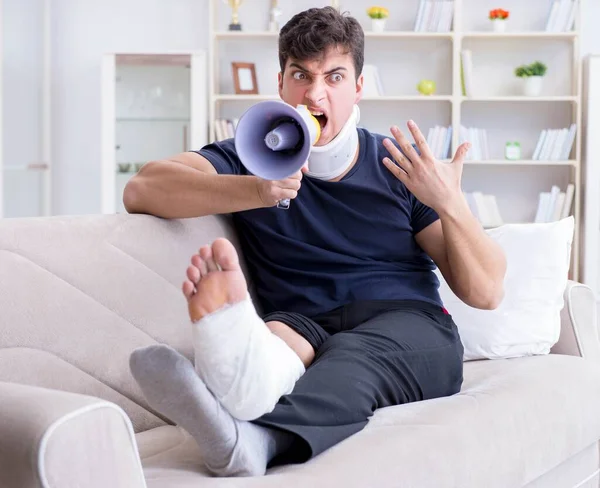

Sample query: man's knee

[315,331,362,360]
[266,321,315,368]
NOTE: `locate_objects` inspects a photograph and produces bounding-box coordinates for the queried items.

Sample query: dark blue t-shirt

[196,127,443,318]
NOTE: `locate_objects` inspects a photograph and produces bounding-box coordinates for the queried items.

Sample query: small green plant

[514,61,547,78]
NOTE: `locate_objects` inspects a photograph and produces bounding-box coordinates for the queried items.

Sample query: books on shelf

[464,191,503,228]
[534,184,574,222]
[459,125,489,161]
[465,184,574,228]
[214,118,238,141]
[427,125,452,159]
[460,50,474,97]
[532,123,576,161]
[545,0,578,32]
[361,65,384,97]
[414,0,454,32]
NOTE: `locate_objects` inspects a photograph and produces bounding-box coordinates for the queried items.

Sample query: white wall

[50,0,207,215]
[2,0,45,217]
[4,0,600,216]
[581,0,600,58]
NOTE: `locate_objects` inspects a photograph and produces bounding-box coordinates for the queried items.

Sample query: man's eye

[330,73,343,82]
[293,72,306,80]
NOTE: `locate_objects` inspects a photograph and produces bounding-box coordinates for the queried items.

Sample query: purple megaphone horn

[234,100,320,208]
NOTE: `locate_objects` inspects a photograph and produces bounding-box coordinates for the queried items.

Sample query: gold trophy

[223,0,244,31]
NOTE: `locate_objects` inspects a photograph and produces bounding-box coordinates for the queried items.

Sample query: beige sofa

[1,212,600,488]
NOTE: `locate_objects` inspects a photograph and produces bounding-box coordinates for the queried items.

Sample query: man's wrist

[435,191,471,222]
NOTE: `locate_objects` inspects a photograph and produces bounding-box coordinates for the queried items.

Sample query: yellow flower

[367,6,389,19]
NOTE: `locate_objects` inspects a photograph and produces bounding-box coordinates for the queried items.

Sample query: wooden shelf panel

[362,95,452,101]
[214,31,278,38]
[213,31,577,40]
[213,94,279,102]
[213,31,453,39]
[461,31,578,40]
[461,96,578,103]
[206,0,583,280]
[464,159,577,166]
[213,95,453,102]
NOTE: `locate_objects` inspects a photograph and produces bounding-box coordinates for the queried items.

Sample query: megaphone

[234,100,321,208]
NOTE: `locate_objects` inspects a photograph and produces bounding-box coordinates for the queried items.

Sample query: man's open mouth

[309,110,328,131]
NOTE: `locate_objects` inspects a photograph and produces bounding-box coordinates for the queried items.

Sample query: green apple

[417,79,436,95]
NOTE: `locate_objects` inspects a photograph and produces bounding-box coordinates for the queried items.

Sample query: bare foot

[182,238,248,322]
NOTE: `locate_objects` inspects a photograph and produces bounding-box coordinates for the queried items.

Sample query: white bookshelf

[208,0,584,279]
[100,51,208,214]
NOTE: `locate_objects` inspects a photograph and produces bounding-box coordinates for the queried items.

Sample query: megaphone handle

[276,199,290,209]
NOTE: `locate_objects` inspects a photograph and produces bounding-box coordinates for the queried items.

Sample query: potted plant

[514,61,548,96]
[367,6,389,33]
[489,8,509,32]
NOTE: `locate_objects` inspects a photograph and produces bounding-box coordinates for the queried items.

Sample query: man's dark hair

[278,7,365,79]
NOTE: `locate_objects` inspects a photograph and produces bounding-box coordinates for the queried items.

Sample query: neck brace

[306,104,360,180]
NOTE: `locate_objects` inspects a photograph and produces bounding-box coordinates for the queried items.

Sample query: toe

[191,255,208,277]
[182,280,195,299]
[212,238,240,271]
[187,265,200,285]
[200,244,219,272]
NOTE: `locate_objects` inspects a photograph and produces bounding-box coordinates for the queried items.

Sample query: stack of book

[532,124,577,161]
[545,0,578,32]
[459,125,490,161]
[361,65,385,97]
[426,126,452,159]
[460,50,474,97]
[464,192,504,228]
[214,118,239,141]
[534,184,575,222]
[413,0,454,32]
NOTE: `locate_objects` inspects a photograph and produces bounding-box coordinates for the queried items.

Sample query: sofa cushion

[136,353,600,488]
[437,217,574,361]
[0,213,244,433]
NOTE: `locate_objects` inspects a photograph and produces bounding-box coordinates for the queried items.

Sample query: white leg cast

[191,294,305,421]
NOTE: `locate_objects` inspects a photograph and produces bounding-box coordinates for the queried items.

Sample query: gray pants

[256,299,465,466]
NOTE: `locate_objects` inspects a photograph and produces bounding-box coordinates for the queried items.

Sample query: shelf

[461,96,578,103]
[484,222,527,229]
[213,95,453,102]
[214,31,453,39]
[213,31,576,41]
[362,95,452,101]
[364,31,453,39]
[214,94,279,102]
[3,164,49,172]
[214,31,278,38]
[461,31,578,40]
[116,117,190,122]
[206,0,583,281]
[463,160,577,166]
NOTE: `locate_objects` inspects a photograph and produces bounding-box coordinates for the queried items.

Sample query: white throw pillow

[436,216,574,361]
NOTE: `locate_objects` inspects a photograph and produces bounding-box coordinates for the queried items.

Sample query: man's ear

[355,73,364,104]
[277,71,284,98]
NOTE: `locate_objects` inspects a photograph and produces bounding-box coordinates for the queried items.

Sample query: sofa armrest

[551,280,600,362]
[0,382,147,488]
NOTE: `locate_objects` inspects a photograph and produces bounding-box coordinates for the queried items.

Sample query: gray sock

[129,344,293,477]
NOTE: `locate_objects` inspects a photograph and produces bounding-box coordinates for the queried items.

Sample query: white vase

[523,76,543,97]
[371,18,386,32]
[491,20,507,32]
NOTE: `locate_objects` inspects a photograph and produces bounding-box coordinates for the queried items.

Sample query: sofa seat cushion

[137,354,600,488]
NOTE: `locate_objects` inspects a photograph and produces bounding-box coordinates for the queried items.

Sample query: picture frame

[232,62,258,95]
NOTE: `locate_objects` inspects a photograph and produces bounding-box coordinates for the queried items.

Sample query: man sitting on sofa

[125,6,507,478]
